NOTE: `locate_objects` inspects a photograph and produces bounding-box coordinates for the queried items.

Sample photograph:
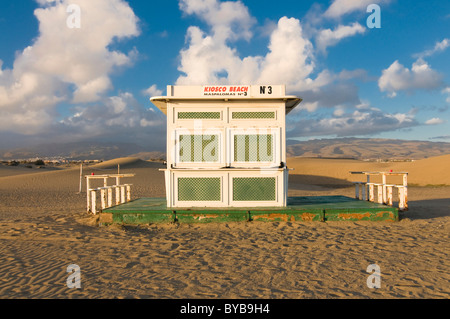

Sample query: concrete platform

[99,196,398,224]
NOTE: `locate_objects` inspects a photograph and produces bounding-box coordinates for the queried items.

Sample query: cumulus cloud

[176,0,418,139]
[59,92,165,144]
[142,84,163,97]
[324,0,390,19]
[442,87,450,103]
[0,0,141,135]
[414,38,450,59]
[179,0,256,42]
[287,105,418,138]
[177,0,325,95]
[378,59,444,97]
[425,117,445,125]
[316,23,366,53]
[176,0,373,109]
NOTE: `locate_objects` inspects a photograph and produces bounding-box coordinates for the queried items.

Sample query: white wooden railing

[85,174,135,214]
[350,171,408,211]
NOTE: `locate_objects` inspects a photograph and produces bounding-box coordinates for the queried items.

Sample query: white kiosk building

[150,85,302,208]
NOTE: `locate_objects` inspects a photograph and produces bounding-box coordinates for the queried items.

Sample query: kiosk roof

[150,85,302,115]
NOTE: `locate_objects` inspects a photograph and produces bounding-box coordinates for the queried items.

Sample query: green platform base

[99,196,398,224]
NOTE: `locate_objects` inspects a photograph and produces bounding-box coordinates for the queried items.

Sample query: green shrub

[34,159,45,166]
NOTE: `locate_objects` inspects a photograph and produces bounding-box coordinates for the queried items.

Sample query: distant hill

[0,142,148,161]
[2,138,450,161]
[286,138,450,160]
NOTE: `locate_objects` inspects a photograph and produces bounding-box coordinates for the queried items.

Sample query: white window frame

[172,128,225,168]
[227,127,281,168]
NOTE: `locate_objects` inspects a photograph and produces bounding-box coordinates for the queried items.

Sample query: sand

[0,157,449,299]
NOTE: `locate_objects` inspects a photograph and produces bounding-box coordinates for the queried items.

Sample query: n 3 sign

[260,86,273,95]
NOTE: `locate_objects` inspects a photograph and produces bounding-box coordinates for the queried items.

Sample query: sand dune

[0,155,449,299]
[90,157,164,170]
[287,155,450,186]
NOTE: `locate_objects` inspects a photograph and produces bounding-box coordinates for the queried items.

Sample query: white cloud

[288,106,418,138]
[179,0,256,42]
[414,38,450,59]
[60,92,165,137]
[177,0,320,94]
[324,0,390,19]
[425,117,445,125]
[378,59,444,97]
[316,23,366,53]
[0,0,140,135]
[142,84,163,97]
[442,87,450,103]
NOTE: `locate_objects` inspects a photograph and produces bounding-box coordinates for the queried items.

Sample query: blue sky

[0,0,449,150]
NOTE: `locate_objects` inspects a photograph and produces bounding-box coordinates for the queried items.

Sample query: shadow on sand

[289,174,353,190]
[399,198,450,221]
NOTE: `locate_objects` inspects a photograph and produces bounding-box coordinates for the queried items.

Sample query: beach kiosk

[150,85,302,208]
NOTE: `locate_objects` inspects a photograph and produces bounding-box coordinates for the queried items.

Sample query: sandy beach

[0,157,449,299]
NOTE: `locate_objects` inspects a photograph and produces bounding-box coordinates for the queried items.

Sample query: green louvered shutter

[178,112,221,119]
[178,177,221,201]
[232,111,275,119]
[233,177,276,201]
[234,134,273,162]
[179,134,219,162]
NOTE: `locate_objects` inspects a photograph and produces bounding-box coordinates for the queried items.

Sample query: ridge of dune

[287,154,450,186]
[394,154,450,186]
[90,157,164,170]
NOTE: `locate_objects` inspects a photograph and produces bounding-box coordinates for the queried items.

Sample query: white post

[115,186,121,205]
[361,183,366,201]
[403,174,408,210]
[398,187,405,211]
[78,164,83,193]
[368,183,375,202]
[366,175,370,201]
[91,190,97,215]
[121,186,126,203]
[355,183,360,199]
[382,173,387,204]
[377,184,383,204]
[126,184,131,202]
[101,188,106,210]
[107,187,113,207]
[386,185,393,206]
[86,177,91,212]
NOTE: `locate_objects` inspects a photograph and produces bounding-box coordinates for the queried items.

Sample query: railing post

[107,187,113,207]
[126,184,131,202]
[403,174,408,210]
[115,186,121,205]
[377,184,383,204]
[355,183,360,199]
[121,185,126,203]
[398,186,405,211]
[386,185,393,206]
[86,177,91,212]
[368,183,375,202]
[91,190,97,215]
[100,188,107,210]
